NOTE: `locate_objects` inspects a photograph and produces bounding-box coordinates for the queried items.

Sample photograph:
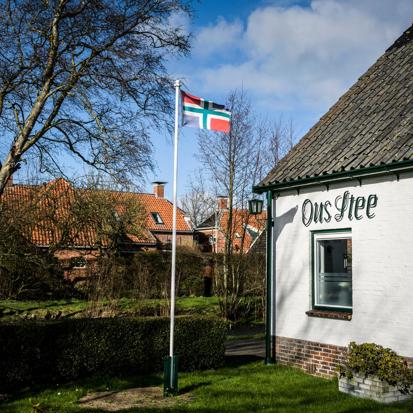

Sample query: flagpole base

[265,334,276,365]
[163,355,179,397]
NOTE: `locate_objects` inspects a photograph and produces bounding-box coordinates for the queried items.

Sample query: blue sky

[13,1,413,198]
[148,0,413,199]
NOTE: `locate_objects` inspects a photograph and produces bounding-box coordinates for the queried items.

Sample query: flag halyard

[182,91,231,132]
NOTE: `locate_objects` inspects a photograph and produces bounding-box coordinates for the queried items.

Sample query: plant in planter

[337,342,413,403]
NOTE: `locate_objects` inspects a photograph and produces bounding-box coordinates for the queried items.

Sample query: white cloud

[192,18,243,57]
[167,10,191,36]
[188,0,413,113]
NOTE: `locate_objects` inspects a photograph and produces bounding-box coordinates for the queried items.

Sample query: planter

[339,373,412,404]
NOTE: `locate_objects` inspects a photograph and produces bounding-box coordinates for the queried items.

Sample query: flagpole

[164,79,180,396]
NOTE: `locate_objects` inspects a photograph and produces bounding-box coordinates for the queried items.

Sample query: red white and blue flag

[181,91,231,132]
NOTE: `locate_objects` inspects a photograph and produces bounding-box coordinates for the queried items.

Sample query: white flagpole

[168,79,181,391]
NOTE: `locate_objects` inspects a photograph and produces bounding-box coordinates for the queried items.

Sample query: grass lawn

[0,296,221,320]
[2,358,412,413]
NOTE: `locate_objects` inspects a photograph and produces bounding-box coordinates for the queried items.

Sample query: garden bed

[337,342,413,404]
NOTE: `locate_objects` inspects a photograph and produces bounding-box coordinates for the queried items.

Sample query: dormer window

[71,257,87,269]
[151,212,164,225]
[245,225,259,240]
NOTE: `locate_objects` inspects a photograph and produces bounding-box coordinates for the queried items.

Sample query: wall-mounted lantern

[248,198,264,215]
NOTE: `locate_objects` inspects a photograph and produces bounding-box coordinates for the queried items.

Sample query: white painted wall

[274,172,413,357]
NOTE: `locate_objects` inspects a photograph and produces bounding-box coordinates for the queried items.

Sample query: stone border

[339,374,412,404]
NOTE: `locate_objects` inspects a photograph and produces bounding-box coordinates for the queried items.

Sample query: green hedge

[0,316,226,392]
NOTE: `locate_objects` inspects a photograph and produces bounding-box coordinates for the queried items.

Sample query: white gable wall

[274,171,413,357]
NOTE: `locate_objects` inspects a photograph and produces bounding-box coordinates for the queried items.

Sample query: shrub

[0,196,80,300]
[126,248,205,298]
[0,316,226,392]
[338,342,413,394]
[0,251,77,300]
[213,252,265,321]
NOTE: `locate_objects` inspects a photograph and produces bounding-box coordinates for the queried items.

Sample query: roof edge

[150,229,193,234]
[253,159,413,194]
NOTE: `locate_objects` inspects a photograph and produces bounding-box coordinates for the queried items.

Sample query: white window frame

[151,212,164,225]
[312,229,352,311]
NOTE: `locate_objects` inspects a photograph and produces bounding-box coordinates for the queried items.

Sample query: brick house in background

[138,181,194,249]
[195,196,266,253]
[1,178,193,280]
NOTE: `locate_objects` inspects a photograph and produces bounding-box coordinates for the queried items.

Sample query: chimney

[152,181,166,198]
[217,195,228,210]
[5,175,13,188]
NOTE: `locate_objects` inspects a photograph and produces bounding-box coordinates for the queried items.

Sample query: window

[151,212,164,225]
[245,225,259,240]
[71,256,87,269]
[312,230,352,311]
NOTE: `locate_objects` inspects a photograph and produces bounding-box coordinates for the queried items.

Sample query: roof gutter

[253,159,413,194]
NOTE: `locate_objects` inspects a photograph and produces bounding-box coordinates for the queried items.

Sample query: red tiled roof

[1,178,191,248]
[196,208,266,253]
[219,209,267,251]
[135,193,191,232]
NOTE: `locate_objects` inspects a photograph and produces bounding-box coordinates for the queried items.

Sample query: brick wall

[275,336,413,380]
[276,336,347,378]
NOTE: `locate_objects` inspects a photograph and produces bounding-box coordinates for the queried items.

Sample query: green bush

[126,248,205,298]
[0,316,226,392]
[338,342,413,394]
[0,202,80,300]
[212,252,265,321]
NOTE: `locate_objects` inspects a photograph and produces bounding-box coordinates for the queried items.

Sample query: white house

[254,24,413,377]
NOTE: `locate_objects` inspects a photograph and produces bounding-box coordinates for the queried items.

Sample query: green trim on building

[311,228,352,235]
[265,190,276,365]
[310,229,353,314]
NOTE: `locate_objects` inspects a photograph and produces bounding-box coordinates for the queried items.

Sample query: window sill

[306,309,352,321]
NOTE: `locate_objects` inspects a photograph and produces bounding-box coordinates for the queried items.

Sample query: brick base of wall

[275,336,347,378]
[276,336,413,380]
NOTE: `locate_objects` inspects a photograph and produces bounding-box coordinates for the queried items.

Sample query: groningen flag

[182,91,231,132]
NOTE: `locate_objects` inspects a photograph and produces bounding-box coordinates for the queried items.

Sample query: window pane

[316,238,352,308]
[151,212,164,224]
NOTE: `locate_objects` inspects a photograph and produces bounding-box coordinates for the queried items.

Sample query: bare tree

[197,90,271,319]
[285,119,296,154]
[179,170,215,228]
[0,0,191,196]
[262,116,296,169]
[197,91,298,319]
